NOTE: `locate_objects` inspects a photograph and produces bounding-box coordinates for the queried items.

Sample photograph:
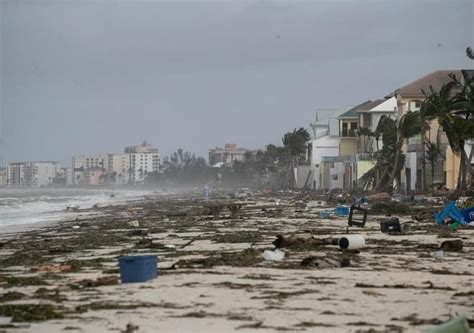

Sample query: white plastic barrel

[338,234,365,250]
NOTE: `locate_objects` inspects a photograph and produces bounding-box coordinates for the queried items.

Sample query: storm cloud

[1,0,473,165]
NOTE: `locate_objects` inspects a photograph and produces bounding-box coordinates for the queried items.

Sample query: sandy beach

[0,190,472,332]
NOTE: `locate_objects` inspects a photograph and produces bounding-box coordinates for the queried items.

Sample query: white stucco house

[302,108,347,190]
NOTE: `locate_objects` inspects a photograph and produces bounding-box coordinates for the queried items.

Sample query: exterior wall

[311,136,340,165]
[72,155,86,169]
[295,165,312,189]
[355,160,375,181]
[7,164,22,187]
[339,138,358,156]
[73,170,84,185]
[320,160,344,190]
[402,152,417,192]
[0,170,6,187]
[65,168,74,185]
[444,147,460,190]
[208,143,256,166]
[310,136,340,189]
[72,154,106,170]
[30,162,60,187]
[108,154,131,184]
[85,168,104,186]
[7,163,26,187]
[7,162,59,187]
[124,143,158,154]
[129,153,160,183]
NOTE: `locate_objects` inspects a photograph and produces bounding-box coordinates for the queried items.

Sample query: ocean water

[0,188,156,230]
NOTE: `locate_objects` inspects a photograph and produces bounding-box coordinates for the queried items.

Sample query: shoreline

[0,187,173,234]
[0,190,472,332]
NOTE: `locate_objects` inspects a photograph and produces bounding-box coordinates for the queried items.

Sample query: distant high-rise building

[123,142,160,183]
[0,168,8,187]
[7,161,61,187]
[124,141,159,154]
[108,154,131,185]
[72,153,108,171]
[84,168,105,186]
[208,143,259,167]
[71,153,109,185]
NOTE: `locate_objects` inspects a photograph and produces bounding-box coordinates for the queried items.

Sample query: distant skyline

[1,0,473,166]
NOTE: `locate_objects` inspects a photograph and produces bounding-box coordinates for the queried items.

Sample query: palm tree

[450,74,474,189]
[282,128,311,188]
[386,111,421,192]
[467,47,474,60]
[357,127,374,154]
[425,141,442,194]
[373,115,398,191]
[421,78,473,191]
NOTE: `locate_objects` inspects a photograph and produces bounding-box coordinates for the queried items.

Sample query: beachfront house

[394,69,474,192]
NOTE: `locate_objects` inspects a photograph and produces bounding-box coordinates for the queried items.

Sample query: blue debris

[461,206,474,223]
[435,202,467,225]
[334,206,349,216]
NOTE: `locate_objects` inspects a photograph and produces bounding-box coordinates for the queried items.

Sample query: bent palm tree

[373,115,398,191]
[422,78,473,191]
[282,128,311,188]
[425,141,442,194]
[386,111,421,192]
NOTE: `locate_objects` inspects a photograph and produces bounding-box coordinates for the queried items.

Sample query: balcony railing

[341,129,357,137]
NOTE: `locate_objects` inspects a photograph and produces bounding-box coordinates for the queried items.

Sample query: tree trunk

[456,152,465,191]
[375,168,390,191]
[387,140,402,193]
[431,161,435,195]
[467,146,473,187]
[461,148,469,191]
[456,142,468,192]
[421,126,427,192]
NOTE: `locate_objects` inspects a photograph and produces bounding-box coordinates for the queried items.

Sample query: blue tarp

[461,206,474,222]
[435,202,468,225]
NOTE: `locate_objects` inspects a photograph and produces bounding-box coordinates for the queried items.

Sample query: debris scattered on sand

[262,249,285,261]
[0,189,472,332]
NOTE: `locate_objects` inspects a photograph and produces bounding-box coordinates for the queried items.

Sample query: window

[342,122,348,136]
[350,122,358,130]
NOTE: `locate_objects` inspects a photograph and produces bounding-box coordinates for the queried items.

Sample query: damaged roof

[396,70,463,98]
[338,100,382,119]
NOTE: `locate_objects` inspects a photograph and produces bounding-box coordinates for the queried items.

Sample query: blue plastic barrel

[119,255,158,283]
[334,206,349,216]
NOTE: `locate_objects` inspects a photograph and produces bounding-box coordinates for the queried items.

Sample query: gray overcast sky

[1,0,473,166]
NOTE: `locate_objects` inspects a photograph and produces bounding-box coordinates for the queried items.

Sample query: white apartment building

[65,168,74,186]
[72,153,109,170]
[108,154,131,185]
[71,154,109,185]
[128,152,160,183]
[7,161,60,187]
[6,163,25,187]
[124,142,159,154]
[124,142,160,183]
[306,108,347,190]
[0,169,8,187]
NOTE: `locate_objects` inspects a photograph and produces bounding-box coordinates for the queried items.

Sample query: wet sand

[0,191,472,332]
